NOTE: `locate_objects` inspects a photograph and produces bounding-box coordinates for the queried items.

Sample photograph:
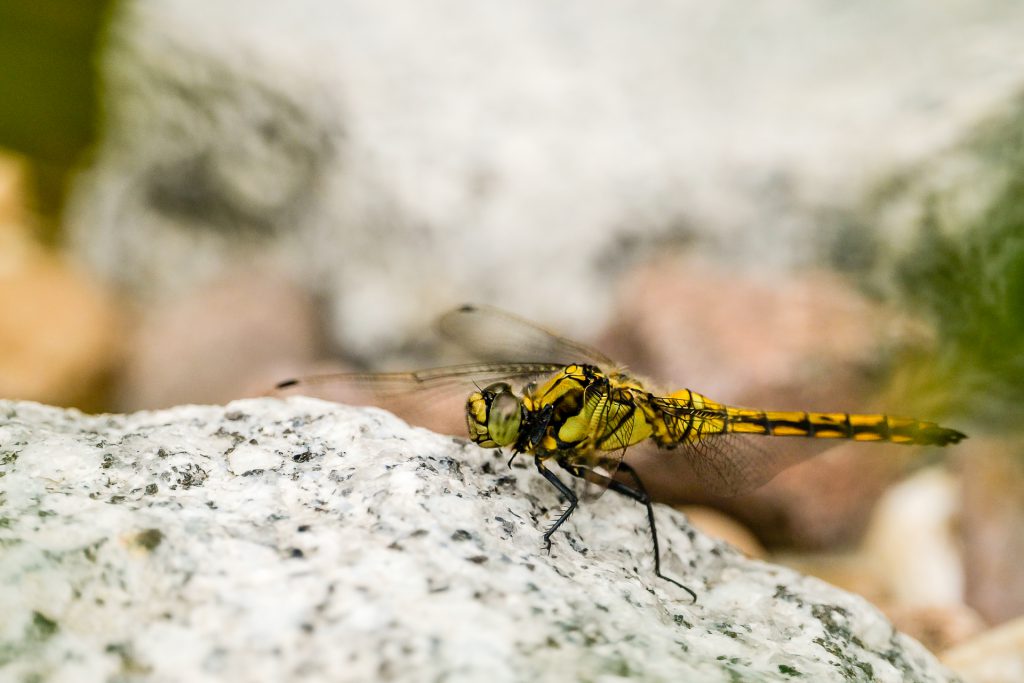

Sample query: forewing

[273,362,564,438]
[438,304,616,366]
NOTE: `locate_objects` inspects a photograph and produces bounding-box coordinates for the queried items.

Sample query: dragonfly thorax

[465,365,644,458]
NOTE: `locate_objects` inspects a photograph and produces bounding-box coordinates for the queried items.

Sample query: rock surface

[0,398,959,682]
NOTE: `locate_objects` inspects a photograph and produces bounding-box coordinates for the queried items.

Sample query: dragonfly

[275,304,967,600]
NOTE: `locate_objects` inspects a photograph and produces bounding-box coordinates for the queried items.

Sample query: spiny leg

[535,458,579,550]
[563,461,697,602]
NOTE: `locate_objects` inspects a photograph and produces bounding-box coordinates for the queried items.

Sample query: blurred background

[2,1,1023,677]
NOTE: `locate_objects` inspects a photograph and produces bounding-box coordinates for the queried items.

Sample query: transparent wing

[639,396,839,496]
[273,362,565,437]
[438,304,616,367]
[274,362,566,396]
[631,431,844,500]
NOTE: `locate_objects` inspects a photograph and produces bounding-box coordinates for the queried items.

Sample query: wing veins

[438,304,616,367]
[275,362,566,392]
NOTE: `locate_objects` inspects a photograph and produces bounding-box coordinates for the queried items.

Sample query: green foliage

[895,110,1024,429]
[0,1,114,215]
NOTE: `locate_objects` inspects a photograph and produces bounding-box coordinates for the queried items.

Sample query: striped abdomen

[660,389,966,447]
[725,408,966,446]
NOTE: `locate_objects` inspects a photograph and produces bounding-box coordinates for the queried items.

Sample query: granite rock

[0,398,959,682]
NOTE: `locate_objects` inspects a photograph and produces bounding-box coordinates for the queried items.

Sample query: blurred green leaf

[895,117,1024,429]
[0,1,113,215]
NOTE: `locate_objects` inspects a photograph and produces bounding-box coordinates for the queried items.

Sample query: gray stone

[0,398,959,682]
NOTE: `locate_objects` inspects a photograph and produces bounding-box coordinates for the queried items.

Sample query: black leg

[535,458,579,550]
[563,461,697,603]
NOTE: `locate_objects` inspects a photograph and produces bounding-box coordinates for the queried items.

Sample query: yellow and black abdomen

[726,408,966,446]
[656,389,966,447]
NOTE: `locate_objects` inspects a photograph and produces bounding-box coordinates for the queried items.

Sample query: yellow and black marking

[641,390,965,448]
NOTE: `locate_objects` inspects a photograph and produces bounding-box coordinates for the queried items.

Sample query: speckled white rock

[0,398,958,682]
[66,1,1024,358]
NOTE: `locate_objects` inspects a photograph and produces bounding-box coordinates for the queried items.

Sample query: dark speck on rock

[673,614,693,629]
[297,524,311,532]
[29,611,58,640]
[441,458,464,481]
[494,475,516,488]
[774,585,804,606]
[494,516,515,537]
[133,528,164,551]
[466,555,488,564]
[451,529,473,542]
[778,663,802,677]
[566,535,588,555]
[174,464,208,488]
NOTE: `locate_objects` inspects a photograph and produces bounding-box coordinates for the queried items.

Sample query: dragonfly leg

[535,458,579,551]
[563,461,697,603]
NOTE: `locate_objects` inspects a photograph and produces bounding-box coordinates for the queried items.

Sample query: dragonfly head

[466,382,523,448]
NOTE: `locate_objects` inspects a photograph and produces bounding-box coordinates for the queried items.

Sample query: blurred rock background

[2,2,1023,680]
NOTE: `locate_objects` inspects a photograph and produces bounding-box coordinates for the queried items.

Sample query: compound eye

[465,391,493,446]
[486,387,522,447]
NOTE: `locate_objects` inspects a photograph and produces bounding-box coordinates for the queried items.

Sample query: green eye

[487,386,522,447]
